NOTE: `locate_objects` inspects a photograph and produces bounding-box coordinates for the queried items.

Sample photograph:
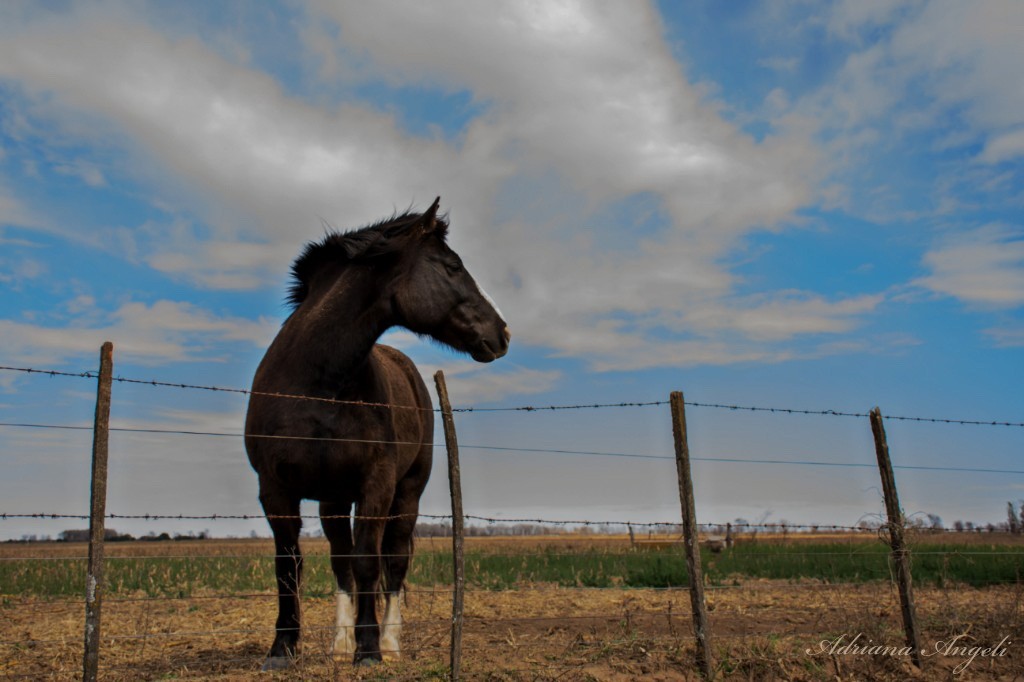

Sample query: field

[3,533,1024,680]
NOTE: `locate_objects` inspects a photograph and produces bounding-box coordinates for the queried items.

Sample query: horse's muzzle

[473,326,510,362]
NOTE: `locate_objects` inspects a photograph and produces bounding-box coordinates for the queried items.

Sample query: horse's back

[372,344,431,412]
[372,343,434,484]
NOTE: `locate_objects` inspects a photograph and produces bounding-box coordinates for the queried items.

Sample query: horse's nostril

[503,327,511,344]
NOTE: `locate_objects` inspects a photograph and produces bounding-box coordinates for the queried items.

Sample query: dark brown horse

[244,198,509,668]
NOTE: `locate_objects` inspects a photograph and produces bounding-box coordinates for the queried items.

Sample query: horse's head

[288,198,510,362]
[390,198,510,362]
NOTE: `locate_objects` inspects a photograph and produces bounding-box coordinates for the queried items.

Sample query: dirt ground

[3,579,1024,681]
[3,535,1024,680]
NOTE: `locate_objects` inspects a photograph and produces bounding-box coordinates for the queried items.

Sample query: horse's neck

[284,273,393,395]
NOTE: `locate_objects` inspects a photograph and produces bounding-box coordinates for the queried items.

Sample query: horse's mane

[286,209,449,310]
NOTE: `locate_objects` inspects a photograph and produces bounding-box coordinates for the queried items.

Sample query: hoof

[355,655,381,667]
[261,656,292,672]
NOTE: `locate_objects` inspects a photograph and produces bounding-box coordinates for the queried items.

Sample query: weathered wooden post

[670,391,714,679]
[433,371,465,681]
[83,342,113,682]
[870,407,922,667]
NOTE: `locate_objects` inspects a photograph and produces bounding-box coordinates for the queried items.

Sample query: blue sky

[0,1,1021,540]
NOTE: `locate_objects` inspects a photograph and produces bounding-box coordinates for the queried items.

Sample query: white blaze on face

[380,594,402,660]
[333,591,356,658]
[469,273,504,322]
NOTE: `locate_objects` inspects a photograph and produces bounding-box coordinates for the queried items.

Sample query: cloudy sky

[1,1,1022,540]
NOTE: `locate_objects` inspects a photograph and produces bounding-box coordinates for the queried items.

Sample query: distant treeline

[7,507,1020,544]
[4,529,211,544]
[412,522,670,537]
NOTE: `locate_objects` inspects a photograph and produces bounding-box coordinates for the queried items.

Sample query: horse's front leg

[320,500,356,660]
[260,492,303,670]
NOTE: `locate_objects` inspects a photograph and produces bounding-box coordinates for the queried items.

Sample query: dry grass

[2,535,1024,680]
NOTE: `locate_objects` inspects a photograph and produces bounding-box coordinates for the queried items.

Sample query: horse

[244,198,509,668]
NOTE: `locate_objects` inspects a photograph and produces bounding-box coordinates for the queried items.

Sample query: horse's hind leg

[380,477,425,661]
[352,481,395,665]
[259,491,303,670]
[320,500,355,660]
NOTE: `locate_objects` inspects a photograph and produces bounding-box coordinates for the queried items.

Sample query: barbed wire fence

[1,344,1023,680]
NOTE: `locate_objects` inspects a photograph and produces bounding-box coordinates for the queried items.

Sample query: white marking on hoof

[332,591,356,659]
[380,594,402,661]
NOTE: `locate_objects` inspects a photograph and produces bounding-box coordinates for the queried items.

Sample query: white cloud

[893,2,1024,133]
[827,0,916,41]
[978,128,1024,165]
[766,1,1024,226]
[0,299,278,367]
[0,256,45,287]
[415,359,562,406]
[823,0,1024,137]
[916,224,1024,308]
[312,2,817,235]
[381,332,564,402]
[684,292,884,342]
[0,8,464,283]
[835,1,1019,148]
[984,323,1024,348]
[112,406,247,449]
[147,240,285,290]
[298,2,869,370]
[52,159,106,187]
[0,2,889,371]
[0,183,46,231]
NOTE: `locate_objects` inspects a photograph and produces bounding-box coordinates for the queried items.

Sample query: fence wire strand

[2,362,1021,426]
[3,361,1024,680]
[5,418,1023,476]
[6,509,1015,536]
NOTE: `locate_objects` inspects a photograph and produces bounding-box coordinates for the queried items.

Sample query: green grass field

[2,541,1021,600]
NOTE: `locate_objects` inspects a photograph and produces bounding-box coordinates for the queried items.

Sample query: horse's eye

[445,260,463,275]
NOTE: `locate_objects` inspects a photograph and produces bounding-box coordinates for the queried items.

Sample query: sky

[0,1,1022,541]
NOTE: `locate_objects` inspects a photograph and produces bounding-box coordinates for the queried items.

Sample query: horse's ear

[422,197,441,234]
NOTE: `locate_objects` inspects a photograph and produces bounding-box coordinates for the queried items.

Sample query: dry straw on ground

[3,536,1023,680]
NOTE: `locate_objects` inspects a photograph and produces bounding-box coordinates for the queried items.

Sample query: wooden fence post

[433,371,465,682]
[83,342,114,682]
[870,407,922,667]
[670,392,714,679]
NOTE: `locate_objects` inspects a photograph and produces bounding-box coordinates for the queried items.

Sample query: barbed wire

[461,443,1024,474]
[2,363,1022,426]
[0,366,661,414]
[0,511,439,522]
[4,367,1021,679]
[0,511,885,533]
[5,511,1013,536]
[0,547,919,565]
[456,399,671,412]
[0,364,436,414]
[4,419,1024,477]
